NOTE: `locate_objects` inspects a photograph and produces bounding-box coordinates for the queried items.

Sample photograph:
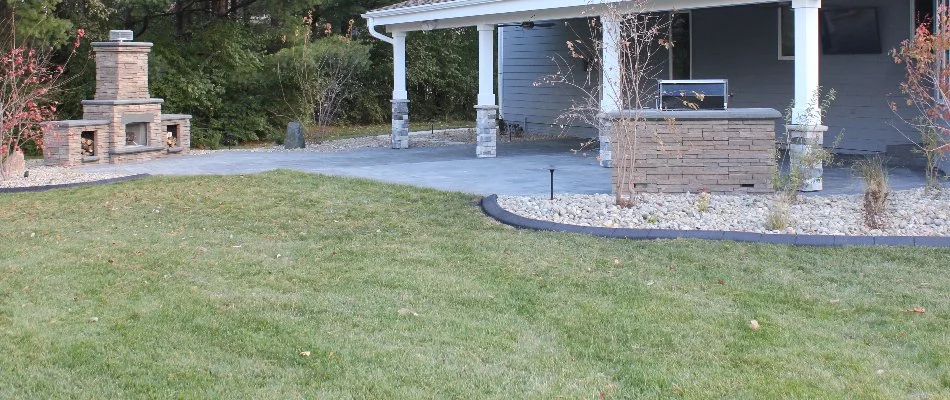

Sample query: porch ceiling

[363,0,783,31]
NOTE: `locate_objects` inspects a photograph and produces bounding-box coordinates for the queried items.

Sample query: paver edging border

[481,194,950,247]
[0,174,151,194]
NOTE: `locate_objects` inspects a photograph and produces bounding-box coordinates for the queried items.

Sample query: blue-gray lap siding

[500,19,599,138]
[500,0,916,153]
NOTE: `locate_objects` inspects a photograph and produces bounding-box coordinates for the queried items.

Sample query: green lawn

[0,171,948,398]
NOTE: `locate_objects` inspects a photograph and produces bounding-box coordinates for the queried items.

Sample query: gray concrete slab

[78,139,610,196]
[78,138,939,196]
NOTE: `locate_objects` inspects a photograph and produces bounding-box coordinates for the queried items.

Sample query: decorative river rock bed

[497,189,950,237]
[0,160,131,189]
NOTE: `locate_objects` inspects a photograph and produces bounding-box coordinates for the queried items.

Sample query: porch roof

[364,0,783,31]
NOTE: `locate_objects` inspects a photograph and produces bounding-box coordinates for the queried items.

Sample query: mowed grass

[0,170,948,398]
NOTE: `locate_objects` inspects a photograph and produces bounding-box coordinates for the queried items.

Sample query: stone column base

[598,117,613,168]
[391,99,410,149]
[786,124,828,192]
[475,105,498,158]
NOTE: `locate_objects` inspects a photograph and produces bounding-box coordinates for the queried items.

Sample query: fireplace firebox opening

[126,122,149,146]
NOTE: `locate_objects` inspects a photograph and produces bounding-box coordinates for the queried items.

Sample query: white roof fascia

[364,0,503,18]
[363,0,782,31]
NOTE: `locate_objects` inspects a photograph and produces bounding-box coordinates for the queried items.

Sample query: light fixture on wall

[497,20,556,29]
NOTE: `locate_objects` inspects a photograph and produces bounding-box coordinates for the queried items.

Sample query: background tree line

[2,0,478,148]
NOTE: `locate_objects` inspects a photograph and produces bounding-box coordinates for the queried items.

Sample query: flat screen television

[821,8,881,55]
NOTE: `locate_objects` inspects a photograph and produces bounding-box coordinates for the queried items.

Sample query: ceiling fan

[496,20,557,29]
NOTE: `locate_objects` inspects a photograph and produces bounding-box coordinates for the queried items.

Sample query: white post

[598,16,622,168]
[393,31,408,100]
[791,0,820,124]
[475,24,498,158]
[391,31,410,149]
[788,0,825,191]
[600,16,622,114]
[477,24,496,106]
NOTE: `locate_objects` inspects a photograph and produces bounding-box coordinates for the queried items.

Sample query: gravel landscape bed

[0,160,133,189]
[497,189,950,236]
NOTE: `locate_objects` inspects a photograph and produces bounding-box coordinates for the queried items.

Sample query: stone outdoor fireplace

[43,30,191,166]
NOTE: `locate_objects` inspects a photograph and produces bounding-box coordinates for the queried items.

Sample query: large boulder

[1,149,25,181]
[285,121,306,149]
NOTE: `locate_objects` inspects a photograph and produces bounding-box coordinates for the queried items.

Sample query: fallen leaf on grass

[397,308,419,317]
[905,305,926,313]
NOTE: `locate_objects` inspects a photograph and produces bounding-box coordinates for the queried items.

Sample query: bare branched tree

[537,0,673,206]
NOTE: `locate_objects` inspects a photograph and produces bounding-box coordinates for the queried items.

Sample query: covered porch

[363,0,827,188]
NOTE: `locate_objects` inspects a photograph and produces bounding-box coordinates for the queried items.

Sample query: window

[778,5,795,60]
[914,0,936,33]
[125,122,148,146]
[669,12,691,79]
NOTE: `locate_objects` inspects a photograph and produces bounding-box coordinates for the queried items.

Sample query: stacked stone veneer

[391,100,409,149]
[475,105,498,158]
[608,109,780,194]
[43,37,191,166]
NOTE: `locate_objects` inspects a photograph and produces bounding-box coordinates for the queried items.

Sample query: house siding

[501,0,917,153]
[500,19,598,138]
[692,0,913,153]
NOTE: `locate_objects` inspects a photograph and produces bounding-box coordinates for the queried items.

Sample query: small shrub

[765,200,790,231]
[190,127,222,150]
[854,156,890,229]
[920,125,947,193]
[696,192,711,213]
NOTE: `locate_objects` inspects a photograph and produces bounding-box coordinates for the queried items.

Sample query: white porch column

[391,31,410,149]
[600,16,622,115]
[791,0,820,123]
[788,0,825,191]
[598,16,622,168]
[393,31,408,101]
[475,24,498,158]
[477,24,496,106]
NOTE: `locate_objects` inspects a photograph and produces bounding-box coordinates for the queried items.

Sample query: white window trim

[778,6,794,61]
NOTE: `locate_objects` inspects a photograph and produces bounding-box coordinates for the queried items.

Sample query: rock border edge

[480,194,950,248]
[0,174,151,194]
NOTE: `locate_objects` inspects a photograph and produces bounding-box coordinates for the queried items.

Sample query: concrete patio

[77,138,938,196]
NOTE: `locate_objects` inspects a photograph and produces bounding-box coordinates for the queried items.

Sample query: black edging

[0,174,151,194]
[480,194,950,248]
